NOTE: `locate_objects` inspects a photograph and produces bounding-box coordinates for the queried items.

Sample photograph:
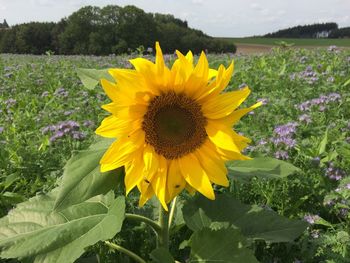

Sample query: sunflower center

[142,92,207,159]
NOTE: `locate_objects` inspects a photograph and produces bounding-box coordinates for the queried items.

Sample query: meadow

[0,46,350,262]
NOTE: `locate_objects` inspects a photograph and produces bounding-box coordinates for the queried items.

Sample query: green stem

[157,204,169,249]
[125,213,161,234]
[168,196,177,229]
[104,241,146,263]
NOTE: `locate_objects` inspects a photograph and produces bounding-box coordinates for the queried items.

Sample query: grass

[1,47,350,262]
[220,37,350,47]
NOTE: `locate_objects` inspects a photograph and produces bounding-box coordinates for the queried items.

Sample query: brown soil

[235,44,273,55]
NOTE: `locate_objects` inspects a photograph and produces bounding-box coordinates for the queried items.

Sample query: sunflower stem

[168,196,177,229]
[157,204,169,250]
[104,241,146,263]
[125,213,161,234]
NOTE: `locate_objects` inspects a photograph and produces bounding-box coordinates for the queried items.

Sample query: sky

[0,0,349,37]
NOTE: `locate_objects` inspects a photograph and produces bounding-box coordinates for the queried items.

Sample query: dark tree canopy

[264,23,338,38]
[0,5,236,55]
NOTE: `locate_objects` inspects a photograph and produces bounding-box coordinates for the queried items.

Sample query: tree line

[0,5,236,55]
[263,22,350,38]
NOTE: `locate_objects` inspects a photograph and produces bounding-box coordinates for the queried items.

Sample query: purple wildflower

[327,76,334,83]
[325,163,346,181]
[304,214,320,224]
[54,87,68,97]
[274,122,298,137]
[41,91,49,97]
[327,45,338,52]
[0,127,4,134]
[238,83,248,89]
[257,98,269,105]
[298,114,312,124]
[4,98,17,108]
[83,120,95,128]
[310,230,320,239]
[274,150,289,160]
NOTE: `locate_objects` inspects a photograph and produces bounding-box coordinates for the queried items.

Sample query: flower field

[1,47,350,262]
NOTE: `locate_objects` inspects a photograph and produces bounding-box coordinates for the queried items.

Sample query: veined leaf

[183,194,307,243]
[227,157,300,182]
[77,68,114,90]
[150,248,175,263]
[318,128,328,155]
[0,191,125,263]
[189,228,258,263]
[54,137,122,211]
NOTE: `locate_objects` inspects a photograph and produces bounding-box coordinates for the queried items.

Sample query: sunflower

[96,42,261,210]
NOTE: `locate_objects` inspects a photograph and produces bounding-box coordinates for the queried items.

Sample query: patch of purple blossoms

[0,127,4,134]
[304,214,320,224]
[298,114,312,124]
[54,87,69,98]
[41,120,85,143]
[274,150,289,160]
[296,93,341,112]
[325,163,346,181]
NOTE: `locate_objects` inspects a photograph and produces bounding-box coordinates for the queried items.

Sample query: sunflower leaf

[150,248,175,263]
[189,228,258,263]
[182,194,307,243]
[76,68,114,90]
[54,137,122,211]
[0,191,125,263]
[227,157,300,182]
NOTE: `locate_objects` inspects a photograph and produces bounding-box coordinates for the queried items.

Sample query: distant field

[221,37,350,47]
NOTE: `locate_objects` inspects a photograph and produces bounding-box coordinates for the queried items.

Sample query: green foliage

[264,22,338,38]
[1,46,349,262]
[183,194,307,243]
[0,5,236,55]
[76,68,114,90]
[189,228,258,263]
[227,157,300,182]
[54,137,123,211]
[150,248,175,263]
[0,192,125,262]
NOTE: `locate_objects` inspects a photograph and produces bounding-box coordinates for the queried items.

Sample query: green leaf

[189,228,258,263]
[343,77,350,87]
[76,68,114,90]
[227,157,300,182]
[318,129,328,155]
[0,191,125,263]
[183,194,307,243]
[150,248,175,263]
[54,137,122,211]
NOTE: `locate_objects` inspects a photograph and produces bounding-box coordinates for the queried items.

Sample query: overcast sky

[0,0,349,37]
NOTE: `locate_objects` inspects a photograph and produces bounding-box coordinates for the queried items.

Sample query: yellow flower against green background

[96,42,261,210]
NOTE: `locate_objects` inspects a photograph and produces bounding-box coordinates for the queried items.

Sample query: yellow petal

[222,102,262,126]
[167,159,186,202]
[206,120,240,153]
[95,115,139,138]
[100,130,145,172]
[195,141,229,187]
[124,151,144,194]
[101,79,118,101]
[184,51,209,97]
[151,155,168,211]
[142,144,159,181]
[185,50,193,65]
[179,153,215,200]
[202,87,251,119]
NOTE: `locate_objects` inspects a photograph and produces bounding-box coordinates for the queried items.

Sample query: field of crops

[222,37,350,47]
[1,47,350,262]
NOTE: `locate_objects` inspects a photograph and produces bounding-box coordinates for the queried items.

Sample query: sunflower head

[96,42,261,210]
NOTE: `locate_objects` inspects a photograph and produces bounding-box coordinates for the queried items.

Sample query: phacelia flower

[96,42,261,209]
